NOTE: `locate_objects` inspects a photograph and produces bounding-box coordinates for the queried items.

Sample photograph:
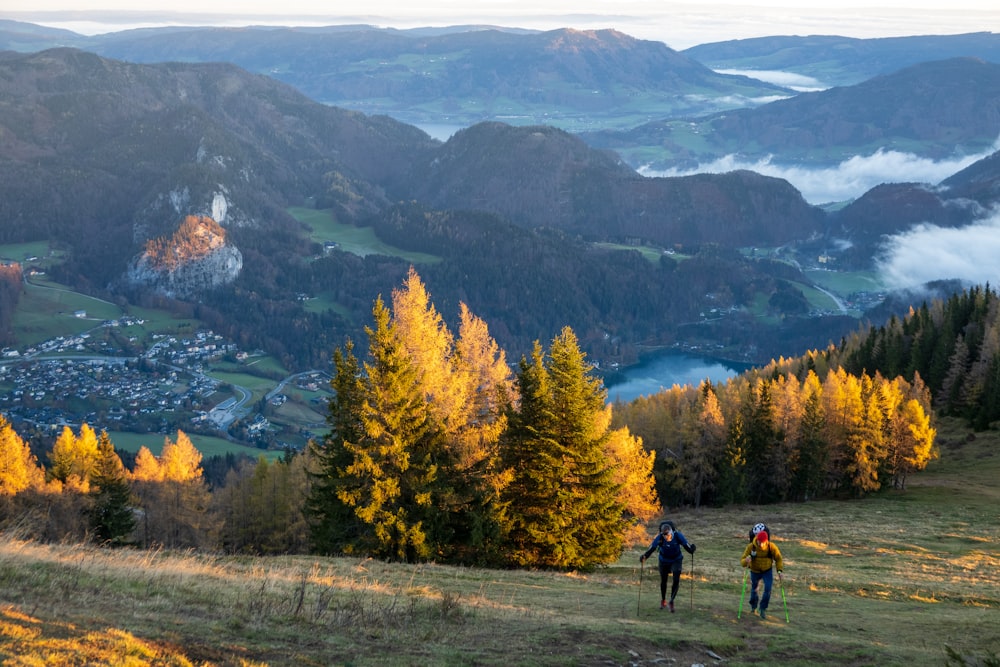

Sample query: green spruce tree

[308,340,366,554]
[315,298,439,562]
[89,431,135,547]
[502,328,624,569]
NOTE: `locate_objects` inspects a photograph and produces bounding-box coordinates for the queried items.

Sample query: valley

[1,227,884,457]
[1,246,332,458]
[0,27,997,467]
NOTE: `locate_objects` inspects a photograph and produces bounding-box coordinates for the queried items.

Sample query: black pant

[658,560,682,601]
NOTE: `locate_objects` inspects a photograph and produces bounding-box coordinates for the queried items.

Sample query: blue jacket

[643,530,694,564]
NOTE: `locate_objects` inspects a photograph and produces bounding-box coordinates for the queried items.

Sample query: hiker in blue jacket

[640,520,696,612]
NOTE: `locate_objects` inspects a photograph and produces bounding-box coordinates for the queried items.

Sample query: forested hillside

[0,48,856,368]
[5,273,983,569]
[840,285,1000,430]
[616,284,1000,509]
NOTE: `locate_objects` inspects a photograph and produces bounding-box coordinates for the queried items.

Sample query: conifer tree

[220,454,310,554]
[308,340,366,554]
[849,374,887,495]
[718,409,749,505]
[822,367,865,493]
[894,398,937,489]
[160,430,205,483]
[47,426,77,485]
[743,379,783,503]
[390,270,514,562]
[391,267,463,433]
[327,297,438,562]
[131,446,163,482]
[681,382,726,508]
[939,334,970,415]
[790,371,828,500]
[502,328,624,569]
[131,432,213,548]
[501,341,561,566]
[89,430,135,546]
[605,423,659,545]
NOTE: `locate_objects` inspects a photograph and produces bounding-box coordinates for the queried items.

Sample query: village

[0,316,327,449]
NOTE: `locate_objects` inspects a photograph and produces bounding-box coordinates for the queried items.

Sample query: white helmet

[752,523,767,535]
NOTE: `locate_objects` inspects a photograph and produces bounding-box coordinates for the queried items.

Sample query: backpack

[748,522,770,542]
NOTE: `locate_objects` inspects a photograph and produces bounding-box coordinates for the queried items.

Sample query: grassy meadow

[0,417,996,666]
[105,430,279,461]
[288,207,441,264]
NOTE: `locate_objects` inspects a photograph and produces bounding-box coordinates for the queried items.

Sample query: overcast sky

[3,1,997,49]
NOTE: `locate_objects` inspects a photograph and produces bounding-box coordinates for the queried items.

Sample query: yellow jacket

[741,536,783,573]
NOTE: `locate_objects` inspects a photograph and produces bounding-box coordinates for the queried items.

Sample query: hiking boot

[759,609,767,619]
[660,600,667,610]
[668,600,675,613]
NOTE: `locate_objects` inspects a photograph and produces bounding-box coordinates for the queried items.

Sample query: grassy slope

[0,418,996,666]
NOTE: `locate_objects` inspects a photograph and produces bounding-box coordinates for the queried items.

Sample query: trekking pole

[637,558,644,617]
[779,576,789,623]
[737,567,749,618]
[689,551,694,611]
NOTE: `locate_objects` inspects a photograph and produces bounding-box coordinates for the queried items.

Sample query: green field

[301,293,353,319]
[105,429,279,460]
[804,268,885,295]
[289,207,441,264]
[592,242,679,264]
[0,241,58,265]
[790,279,845,313]
[12,279,124,347]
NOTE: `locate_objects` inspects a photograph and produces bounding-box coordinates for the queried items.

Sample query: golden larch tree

[0,416,45,496]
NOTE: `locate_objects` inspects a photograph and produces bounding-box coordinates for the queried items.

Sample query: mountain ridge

[682,31,1000,87]
[0,23,792,132]
[581,57,1000,170]
[4,47,1000,370]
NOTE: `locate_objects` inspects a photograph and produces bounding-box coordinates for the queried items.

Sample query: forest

[0,263,22,347]
[5,271,990,571]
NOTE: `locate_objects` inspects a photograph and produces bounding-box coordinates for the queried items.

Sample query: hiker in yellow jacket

[740,529,783,619]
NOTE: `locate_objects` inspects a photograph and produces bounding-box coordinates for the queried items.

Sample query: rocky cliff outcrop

[125,215,242,298]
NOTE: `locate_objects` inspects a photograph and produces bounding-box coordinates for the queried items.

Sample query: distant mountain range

[2,21,997,171]
[0,21,790,133]
[682,32,1000,87]
[580,57,1000,170]
[0,48,840,366]
[2,26,1000,370]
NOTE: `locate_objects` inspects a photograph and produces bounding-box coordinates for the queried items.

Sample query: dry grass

[0,417,997,666]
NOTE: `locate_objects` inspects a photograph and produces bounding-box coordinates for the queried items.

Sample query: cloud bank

[714,68,828,92]
[641,141,1000,205]
[877,211,1000,291]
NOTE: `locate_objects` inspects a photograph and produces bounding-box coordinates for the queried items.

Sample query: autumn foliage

[142,215,227,270]
[0,270,960,569]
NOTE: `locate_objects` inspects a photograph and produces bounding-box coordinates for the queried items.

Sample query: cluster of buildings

[0,320,237,435]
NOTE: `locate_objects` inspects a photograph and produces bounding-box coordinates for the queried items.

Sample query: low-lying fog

[641,139,1000,206]
[640,135,1000,292]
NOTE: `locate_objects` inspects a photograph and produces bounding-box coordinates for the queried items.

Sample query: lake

[603,351,753,403]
